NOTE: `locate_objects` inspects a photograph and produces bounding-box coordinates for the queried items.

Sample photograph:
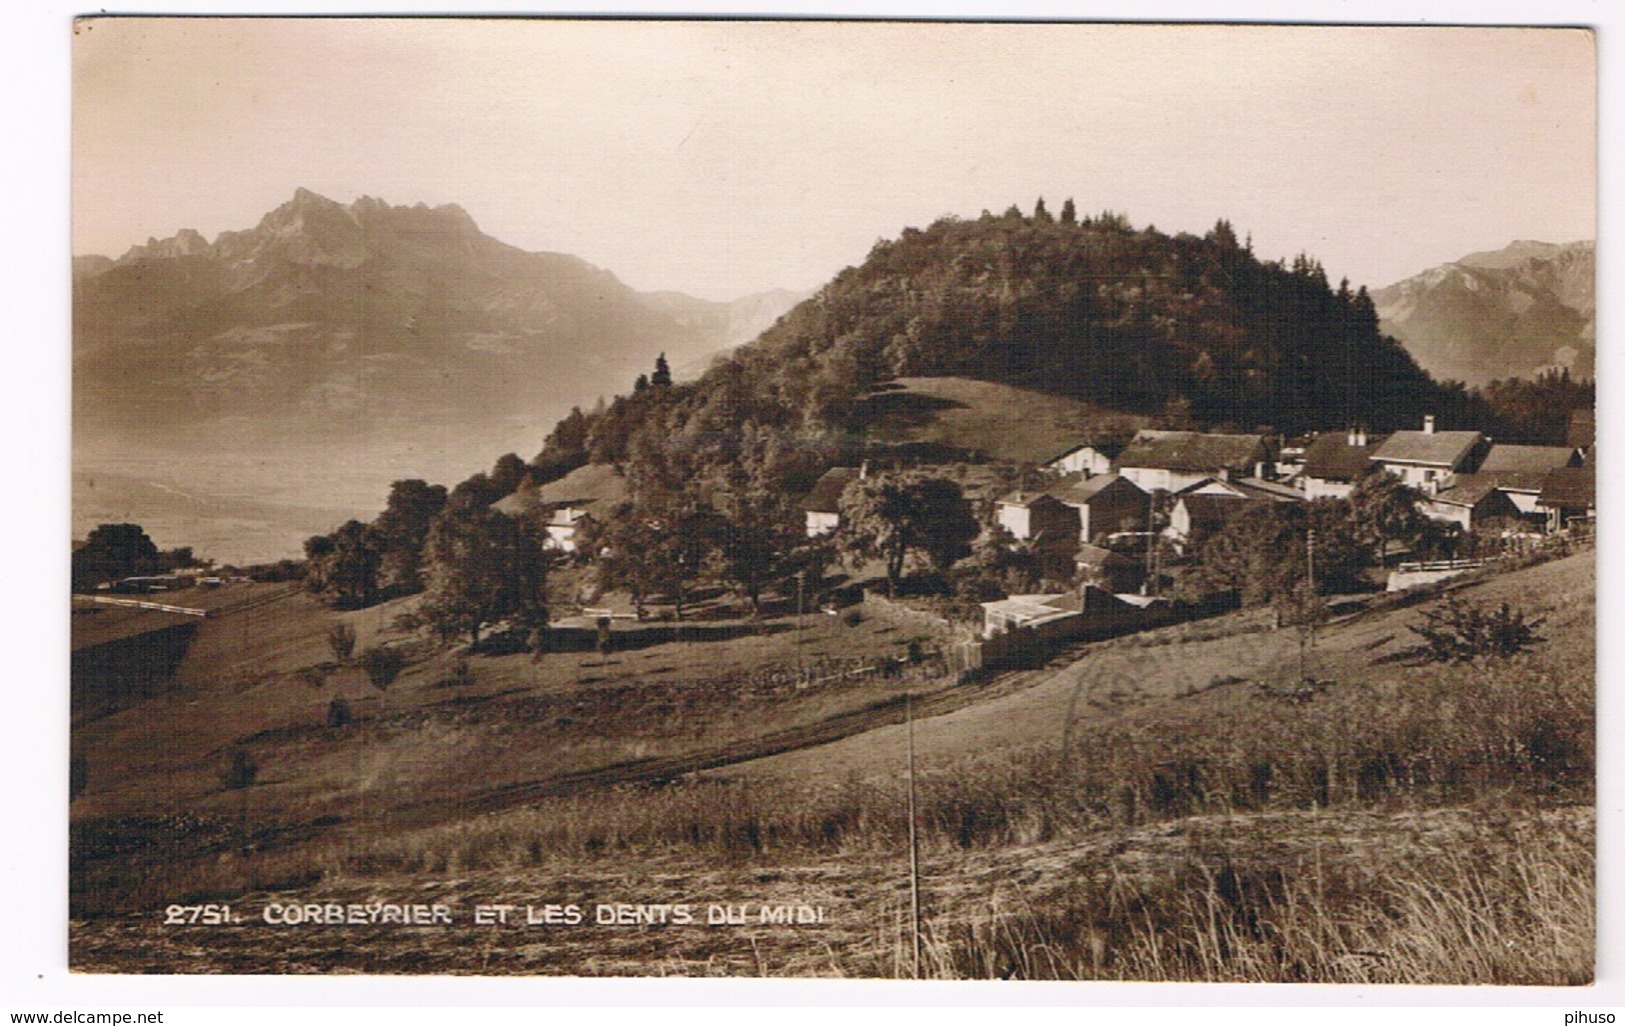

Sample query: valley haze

[65,17,1596,989]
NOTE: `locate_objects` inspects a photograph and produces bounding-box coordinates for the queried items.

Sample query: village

[440,402,1594,675]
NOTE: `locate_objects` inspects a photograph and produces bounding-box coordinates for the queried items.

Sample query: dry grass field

[70,549,1594,981]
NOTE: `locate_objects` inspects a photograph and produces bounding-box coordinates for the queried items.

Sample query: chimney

[1348,426,1368,447]
[859,460,870,480]
[1217,467,1231,482]
[1422,414,1436,435]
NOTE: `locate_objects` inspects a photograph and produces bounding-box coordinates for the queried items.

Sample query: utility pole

[795,569,806,677]
[906,689,922,980]
[1300,528,1317,683]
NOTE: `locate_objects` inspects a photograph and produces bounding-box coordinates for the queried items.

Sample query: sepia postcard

[68,18,1596,982]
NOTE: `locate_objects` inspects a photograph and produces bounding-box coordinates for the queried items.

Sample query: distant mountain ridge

[73,188,805,559]
[75,190,804,437]
[1372,239,1594,386]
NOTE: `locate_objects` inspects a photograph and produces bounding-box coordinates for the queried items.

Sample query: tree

[371,479,448,597]
[838,473,979,594]
[1033,196,1053,223]
[581,503,661,620]
[358,645,407,690]
[325,623,357,663]
[720,494,801,615]
[1059,197,1077,225]
[72,523,161,589]
[305,520,381,609]
[490,453,529,498]
[1348,468,1427,565]
[1182,500,1362,609]
[420,505,549,646]
[651,352,673,388]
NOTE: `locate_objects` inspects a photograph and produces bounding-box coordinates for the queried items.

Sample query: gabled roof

[1050,472,1145,505]
[803,467,859,514]
[538,463,629,506]
[1425,474,1509,509]
[1045,439,1125,464]
[1371,429,1483,468]
[1538,466,1596,509]
[1302,432,1386,481]
[1232,477,1307,502]
[1176,493,1255,530]
[1478,444,1580,475]
[996,488,1070,509]
[1075,543,1140,569]
[1115,430,1266,473]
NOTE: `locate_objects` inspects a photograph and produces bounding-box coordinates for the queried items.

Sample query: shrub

[220,748,259,791]
[359,645,407,691]
[326,623,357,663]
[326,697,353,727]
[1410,595,1546,663]
[841,608,864,627]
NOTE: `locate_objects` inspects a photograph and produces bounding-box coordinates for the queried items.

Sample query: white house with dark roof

[1114,430,1268,493]
[1418,475,1521,532]
[1473,444,1583,515]
[1369,416,1487,495]
[1300,429,1386,500]
[803,467,861,537]
[994,488,1079,543]
[1043,441,1121,478]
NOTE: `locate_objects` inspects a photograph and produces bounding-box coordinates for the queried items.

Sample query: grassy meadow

[70,548,1594,981]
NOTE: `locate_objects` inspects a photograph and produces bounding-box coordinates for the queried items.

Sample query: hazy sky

[74,19,1595,300]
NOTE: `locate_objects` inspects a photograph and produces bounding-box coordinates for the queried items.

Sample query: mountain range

[73,189,806,558]
[1372,240,1594,386]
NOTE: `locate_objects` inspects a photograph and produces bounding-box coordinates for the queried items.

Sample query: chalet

[1299,429,1386,500]
[1049,472,1148,544]
[542,507,594,553]
[803,467,861,537]
[1537,466,1595,531]
[1114,430,1268,493]
[1043,441,1121,478]
[1472,444,1583,516]
[994,488,1079,545]
[1418,476,1521,532]
[1369,415,1486,495]
[492,462,630,552]
[1167,493,1251,550]
[1164,476,1300,551]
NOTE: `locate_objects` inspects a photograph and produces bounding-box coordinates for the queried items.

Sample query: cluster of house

[963,412,1594,640]
[995,413,1591,556]
[498,411,1594,585]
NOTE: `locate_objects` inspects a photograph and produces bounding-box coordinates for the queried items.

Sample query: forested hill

[738,207,1443,431]
[528,205,1468,491]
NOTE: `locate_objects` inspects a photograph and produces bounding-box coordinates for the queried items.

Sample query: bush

[841,608,864,627]
[326,697,354,728]
[358,645,407,691]
[1410,595,1546,663]
[220,748,259,791]
[326,623,357,663]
